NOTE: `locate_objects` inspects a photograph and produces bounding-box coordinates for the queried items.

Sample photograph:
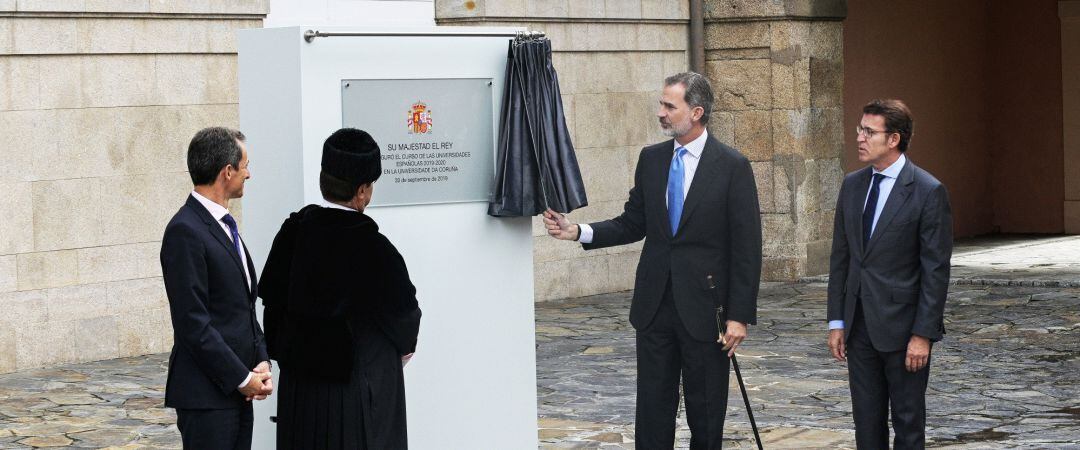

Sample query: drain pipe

[689,0,705,74]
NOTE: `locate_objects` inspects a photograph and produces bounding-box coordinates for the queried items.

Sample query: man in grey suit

[827,99,952,449]
[544,72,762,448]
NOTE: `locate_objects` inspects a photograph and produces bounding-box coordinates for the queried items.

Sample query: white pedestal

[238,26,537,449]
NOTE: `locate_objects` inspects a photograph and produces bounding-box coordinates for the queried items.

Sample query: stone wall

[704,0,846,280]
[435,0,691,300]
[1064,0,1080,233]
[0,1,266,373]
[0,0,848,372]
[436,0,847,294]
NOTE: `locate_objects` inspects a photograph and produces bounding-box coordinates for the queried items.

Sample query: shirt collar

[191,190,230,221]
[874,153,907,179]
[321,201,357,212]
[674,129,708,159]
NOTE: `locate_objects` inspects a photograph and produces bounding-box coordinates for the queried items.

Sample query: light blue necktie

[667,147,688,235]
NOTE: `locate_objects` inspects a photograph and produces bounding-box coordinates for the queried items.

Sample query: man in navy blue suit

[161,127,273,449]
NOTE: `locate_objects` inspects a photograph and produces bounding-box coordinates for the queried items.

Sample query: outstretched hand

[543,208,579,241]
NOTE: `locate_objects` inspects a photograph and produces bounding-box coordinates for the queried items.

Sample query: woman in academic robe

[258,128,422,449]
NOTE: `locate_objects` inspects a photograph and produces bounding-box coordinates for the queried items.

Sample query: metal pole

[303,29,545,43]
[688,0,705,74]
[731,355,765,450]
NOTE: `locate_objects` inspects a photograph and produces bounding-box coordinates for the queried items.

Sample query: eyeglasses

[854,126,894,139]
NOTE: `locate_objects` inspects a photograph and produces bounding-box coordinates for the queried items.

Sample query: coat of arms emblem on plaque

[407,101,433,134]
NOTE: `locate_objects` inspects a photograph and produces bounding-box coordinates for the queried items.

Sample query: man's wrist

[576,223,594,243]
[238,372,254,389]
[573,224,581,241]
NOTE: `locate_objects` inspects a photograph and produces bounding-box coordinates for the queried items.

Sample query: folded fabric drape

[488,35,588,217]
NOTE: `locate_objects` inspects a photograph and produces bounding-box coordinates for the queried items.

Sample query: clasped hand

[239,361,273,401]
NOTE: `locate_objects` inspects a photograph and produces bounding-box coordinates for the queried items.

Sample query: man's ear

[354,183,371,199]
[692,106,704,122]
[888,133,901,150]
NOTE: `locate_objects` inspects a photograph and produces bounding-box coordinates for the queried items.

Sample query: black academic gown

[259,205,422,450]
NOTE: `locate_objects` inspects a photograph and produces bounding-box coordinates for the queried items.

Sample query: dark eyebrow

[659,100,676,108]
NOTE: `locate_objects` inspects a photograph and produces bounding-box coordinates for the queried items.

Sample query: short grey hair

[664,72,714,125]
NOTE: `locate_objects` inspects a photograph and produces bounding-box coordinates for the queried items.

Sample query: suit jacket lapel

[851,167,873,255]
[864,161,915,256]
[242,239,258,300]
[651,141,676,239]
[186,195,249,287]
[677,138,720,233]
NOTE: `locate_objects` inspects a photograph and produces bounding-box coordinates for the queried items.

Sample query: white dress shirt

[579,129,709,243]
[829,154,907,331]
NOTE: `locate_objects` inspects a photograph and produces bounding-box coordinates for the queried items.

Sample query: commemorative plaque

[341,78,494,207]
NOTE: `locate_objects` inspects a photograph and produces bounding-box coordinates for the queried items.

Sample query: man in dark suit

[544,72,762,448]
[827,99,952,449]
[161,127,273,449]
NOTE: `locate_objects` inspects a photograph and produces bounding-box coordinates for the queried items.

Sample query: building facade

[2,0,1077,372]
[0,1,266,373]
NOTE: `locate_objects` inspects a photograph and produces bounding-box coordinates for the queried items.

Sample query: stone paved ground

[0,357,176,448]
[536,283,1080,449]
[536,235,1080,449]
[1,237,1078,448]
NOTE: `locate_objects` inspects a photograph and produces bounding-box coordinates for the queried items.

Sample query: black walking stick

[708,275,764,450]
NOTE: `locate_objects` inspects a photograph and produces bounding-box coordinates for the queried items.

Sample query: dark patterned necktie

[221,214,241,255]
[862,173,886,246]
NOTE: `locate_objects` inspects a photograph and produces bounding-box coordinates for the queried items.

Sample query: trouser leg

[678,319,729,450]
[847,303,889,450]
[635,289,683,448]
[175,404,253,450]
[884,343,930,449]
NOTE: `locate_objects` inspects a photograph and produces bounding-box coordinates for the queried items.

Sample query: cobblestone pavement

[0,238,1078,449]
[536,283,1080,449]
[0,356,177,448]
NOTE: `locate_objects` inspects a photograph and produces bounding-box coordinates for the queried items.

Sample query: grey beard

[660,123,691,138]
